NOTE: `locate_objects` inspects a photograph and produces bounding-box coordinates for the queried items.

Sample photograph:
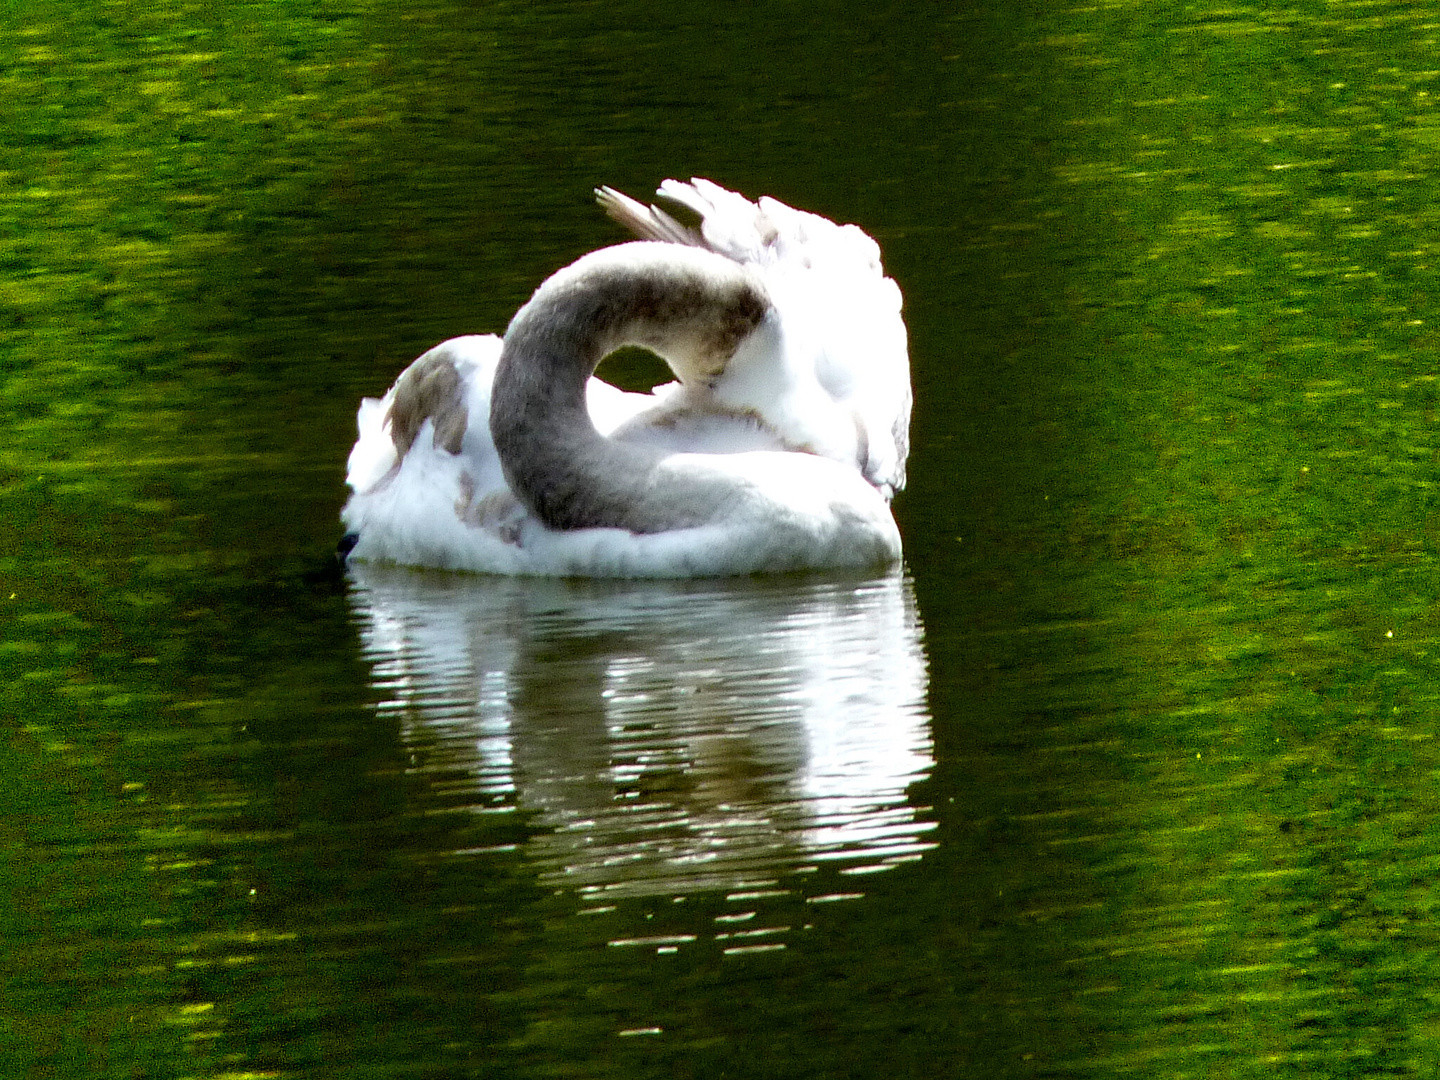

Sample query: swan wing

[599,179,912,498]
[594,185,702,248]
[342,335,670,569]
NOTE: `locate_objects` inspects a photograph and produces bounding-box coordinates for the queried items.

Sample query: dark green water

[4,1,1440,1076]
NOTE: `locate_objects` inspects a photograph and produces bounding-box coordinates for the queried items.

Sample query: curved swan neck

[490,242,770,533]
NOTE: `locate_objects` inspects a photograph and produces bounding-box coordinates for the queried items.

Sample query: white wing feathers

[598,178,911,498]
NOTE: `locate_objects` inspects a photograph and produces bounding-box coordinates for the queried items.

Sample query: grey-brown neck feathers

[489,242,769,533]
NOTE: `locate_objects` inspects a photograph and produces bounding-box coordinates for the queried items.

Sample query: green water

[3,1,1439,1076]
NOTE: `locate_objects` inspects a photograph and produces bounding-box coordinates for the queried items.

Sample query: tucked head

[509,242,769,386]
[489,242,774,533]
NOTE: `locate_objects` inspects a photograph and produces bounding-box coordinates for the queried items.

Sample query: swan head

[507,241,770,389]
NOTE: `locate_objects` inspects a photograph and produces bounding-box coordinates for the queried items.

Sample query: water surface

[3,1,1439,1077]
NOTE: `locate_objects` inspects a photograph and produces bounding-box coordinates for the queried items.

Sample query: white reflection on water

[348,564,935,898]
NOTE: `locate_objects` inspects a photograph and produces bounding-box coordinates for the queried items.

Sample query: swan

[340,179,911,577]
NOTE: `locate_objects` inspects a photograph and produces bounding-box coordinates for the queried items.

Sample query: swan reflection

[348,564,935,898]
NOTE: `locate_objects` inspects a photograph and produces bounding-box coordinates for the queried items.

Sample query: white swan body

[341,180,911,577]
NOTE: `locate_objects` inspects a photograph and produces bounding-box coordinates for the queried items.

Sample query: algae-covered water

[3,2,1439,1076]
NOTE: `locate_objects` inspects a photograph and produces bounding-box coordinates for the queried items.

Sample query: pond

[3,1,1438,1077]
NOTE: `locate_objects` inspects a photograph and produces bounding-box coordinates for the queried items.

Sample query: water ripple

[347,565,935,898]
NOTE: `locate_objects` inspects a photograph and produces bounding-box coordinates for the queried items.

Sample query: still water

[3,1,1439,1076]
